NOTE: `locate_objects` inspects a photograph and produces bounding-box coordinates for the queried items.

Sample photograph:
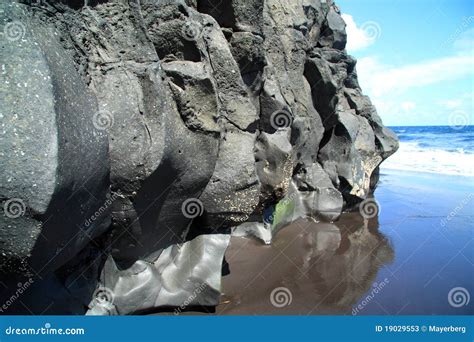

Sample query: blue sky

[337,0,473,126]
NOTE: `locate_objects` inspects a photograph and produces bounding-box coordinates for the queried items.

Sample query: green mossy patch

[271,196,295,230]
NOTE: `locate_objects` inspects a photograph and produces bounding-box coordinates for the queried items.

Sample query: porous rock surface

[0,0,397,314]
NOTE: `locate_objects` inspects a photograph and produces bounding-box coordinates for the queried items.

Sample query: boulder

[0,2,110,276]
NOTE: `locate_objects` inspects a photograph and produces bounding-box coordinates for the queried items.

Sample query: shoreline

[215,169,473,315]
[380,167,474,179]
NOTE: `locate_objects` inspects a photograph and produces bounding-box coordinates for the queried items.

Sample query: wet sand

[216,169,474,315]
[217,215,391,315]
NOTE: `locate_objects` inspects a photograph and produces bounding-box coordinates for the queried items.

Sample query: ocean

[382,125,474,176]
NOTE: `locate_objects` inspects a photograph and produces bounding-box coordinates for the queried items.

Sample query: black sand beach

[216,169,474,315]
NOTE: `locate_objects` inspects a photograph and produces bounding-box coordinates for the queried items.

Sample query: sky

[337,0,473,126]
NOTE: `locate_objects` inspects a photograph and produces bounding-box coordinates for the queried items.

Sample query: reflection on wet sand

[217,213,394,315]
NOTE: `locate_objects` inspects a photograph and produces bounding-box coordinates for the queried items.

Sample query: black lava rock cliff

[0,0,398,314]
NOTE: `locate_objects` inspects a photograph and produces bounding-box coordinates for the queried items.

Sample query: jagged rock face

[0,3,110,276]
[0,0,397,314]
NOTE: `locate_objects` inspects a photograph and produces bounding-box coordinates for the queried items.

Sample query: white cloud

[355,55,473,125]
[341,14,378,52]
[342,14,473,126]
[437,99,463,110]
[437,93,472,112]
[356,55,474,97]
[400,101,416,111]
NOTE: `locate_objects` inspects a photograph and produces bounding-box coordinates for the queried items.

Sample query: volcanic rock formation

[0,0,398,314]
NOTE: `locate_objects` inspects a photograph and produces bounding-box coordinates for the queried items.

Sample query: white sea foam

[381,142,474,177]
